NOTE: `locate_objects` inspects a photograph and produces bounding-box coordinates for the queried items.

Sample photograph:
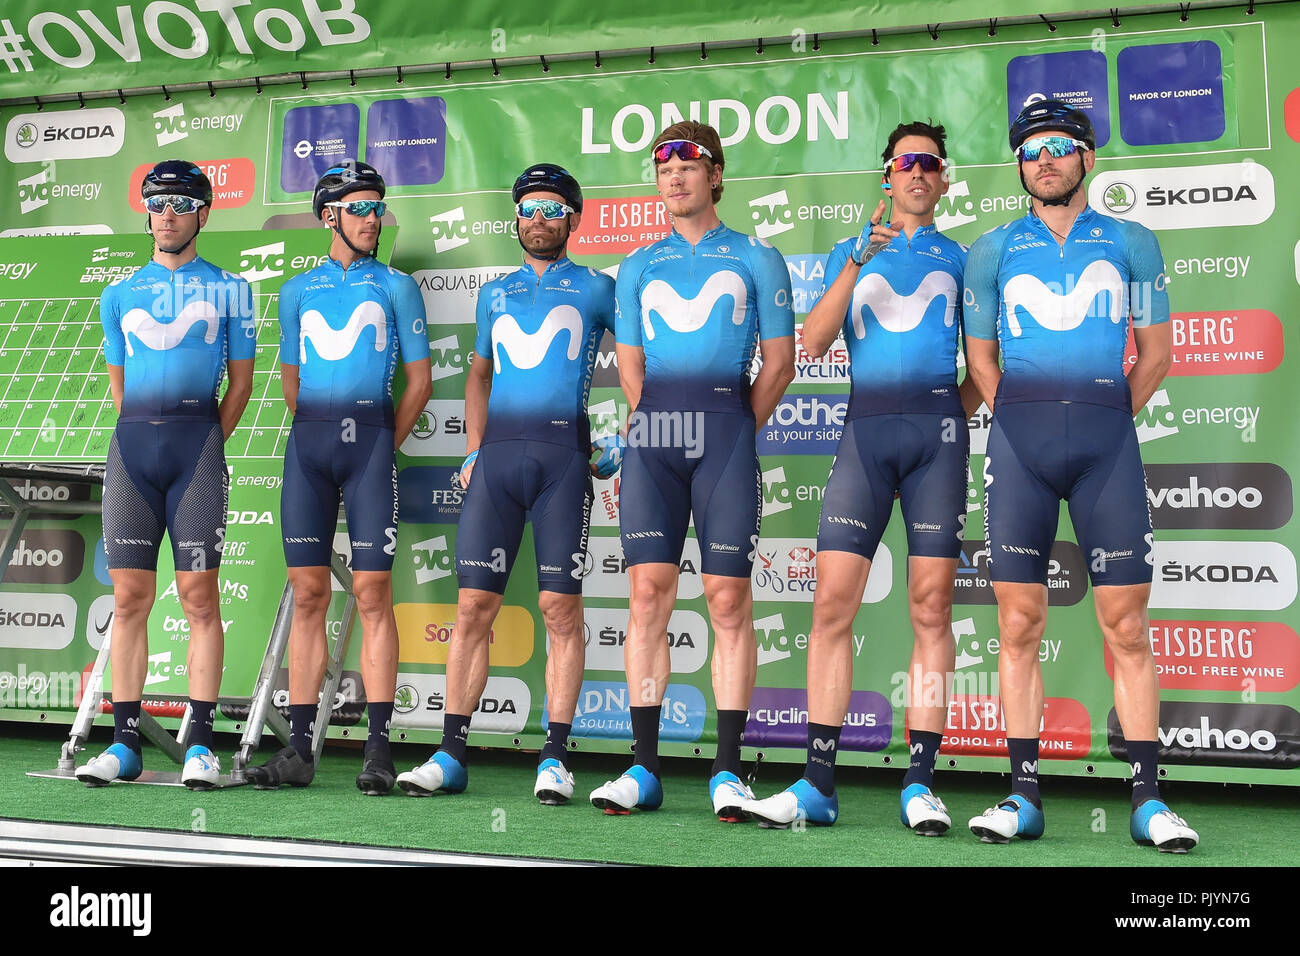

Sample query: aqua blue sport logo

[561,680,706,741]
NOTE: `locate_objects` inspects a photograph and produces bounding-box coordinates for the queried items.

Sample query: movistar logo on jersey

[121,301,218,355]
[850,271,957,338]
[300,301,387,362]
[1002,259,1124,336]
[641,271,747,340]
[490,306,582,373]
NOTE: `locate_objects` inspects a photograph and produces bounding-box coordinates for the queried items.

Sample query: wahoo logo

[761,466,792,517]
[153,103,188,146]
[1002,260,1125,336]
[122,301,219,356]
[754,612,791,665]
[238,241,286,282]
[491,306,582,373]
[430,206,469,253]
[300,301,386,362]
[1135,389,1180,444]
[411,535,453,584]
[18,168,50,215]
[749,189,795,239]
[641,271,747,339]
[850,271,957,337]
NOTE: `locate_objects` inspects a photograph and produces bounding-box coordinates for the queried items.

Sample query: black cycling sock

[439,713,471,764]
[366,702,393,753]
[804,722,841,797]
[1008,737,1042,808]
[187,699,216,749]
[289,703,315,762]
[541,721,571,764]
[112,700,142,753]
[631,705,661,776]
[902,729,943,789]
[1126,739,1162,809]
[710,709,747,778]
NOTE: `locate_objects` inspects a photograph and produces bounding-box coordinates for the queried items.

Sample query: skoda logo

[412,412,435,439]
[393,683,419,714]
[15,123,37,148]
[1103,182,1136,213]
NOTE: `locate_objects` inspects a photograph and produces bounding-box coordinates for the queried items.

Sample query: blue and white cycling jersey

[614,224,795,415]
[278,255,428,427]
[100,257,255,422]
[474,258,615,451]
[963,205,1169,412]
[823,223,966,418]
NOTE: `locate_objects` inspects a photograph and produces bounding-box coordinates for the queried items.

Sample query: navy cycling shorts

[281,419,398,572]
[817,413,969,561]
[983,400,1153,586]
[455,440,593,595]
[619,410,761,578]
[103,421,228,572]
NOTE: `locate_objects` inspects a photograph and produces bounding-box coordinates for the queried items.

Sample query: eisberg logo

[5,107,125,162]
[641,271,747,339]
[1146,463,1292,530]
[1088,162,1276,231]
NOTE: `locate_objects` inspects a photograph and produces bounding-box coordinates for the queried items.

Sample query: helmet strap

[1018,157,1086,208]
[146,213,201,257]
[516,217,568,262]
[329,214,382,262]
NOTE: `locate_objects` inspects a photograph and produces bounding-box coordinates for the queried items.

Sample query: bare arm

[958,372,983,420]
[802,199,897,358]
[750,334,795,426]
[393,358,433,448]
[219,358,254,439]
[279,363,299,415]
[616,343,645,414]
[1127,322,1172,415]
[964,336,1002,413]
[106,364,124,415]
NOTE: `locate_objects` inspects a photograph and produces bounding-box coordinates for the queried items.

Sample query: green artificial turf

[2,724,1294,866]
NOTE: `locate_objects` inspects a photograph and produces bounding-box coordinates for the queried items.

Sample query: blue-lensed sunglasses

[516,198,575,220]
[1016,136,1090,162]
[326,199,387,218]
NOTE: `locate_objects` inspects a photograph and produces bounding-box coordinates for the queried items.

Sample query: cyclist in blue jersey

[77,160,254,790]
[962,101,1197,852]
[588,121,796,820]
[245,161,432,794]
[744,122,980,833]
[396,164,620,804]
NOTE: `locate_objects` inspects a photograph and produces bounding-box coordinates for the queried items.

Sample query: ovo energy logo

[154,103,188,146]
[239,241,286,282]
[749,190,795,239]
[430,206,469,253]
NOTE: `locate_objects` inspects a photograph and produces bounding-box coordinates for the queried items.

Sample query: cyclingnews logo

[744,686,891,749]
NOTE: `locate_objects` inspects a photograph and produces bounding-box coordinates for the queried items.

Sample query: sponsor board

[1108,701,1300,769]
[784,254,830,315]
[237,240,329,283]
[1150,540,1297,611]
[280,103,361,192]
[759,465,824,519]
[591,474,621,528]
[0,223,112,237]
[942,694,1091,758]
[1145,462,1291,530]
[758,392,845,455]
[1124,310,1283,377]
[1105,620,1300,693]
[953,540,1088,606]
[1116,41,1226,146]
[1134,388,1261,445]
[753,537,891,604]
[1007,50,1111,147]
[744,687,891,750]
[1090,163,1274,231]
[365,96,447,186]
[582,535,703,600]
[0,592,76,650]
[392,673,530,733]
[569,196,670,254]
[565,679,705,741]
[578,607,708,674]
[6,107,125,162]
[262,668,365,725]
[753,321,848,383]
[426,206,518,255]
[2,528,84,584]
[151,102,244,147]
[398,465,465,523]
[394,603,534,666]
[400,400,468,457]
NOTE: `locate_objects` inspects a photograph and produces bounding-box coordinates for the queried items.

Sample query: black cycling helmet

[312,160,386,220]
[1009,99,1096,153]
[142,159,213,205]
[512,163,583,212]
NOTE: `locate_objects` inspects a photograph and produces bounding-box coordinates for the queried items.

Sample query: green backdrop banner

[1,5,1297,784]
